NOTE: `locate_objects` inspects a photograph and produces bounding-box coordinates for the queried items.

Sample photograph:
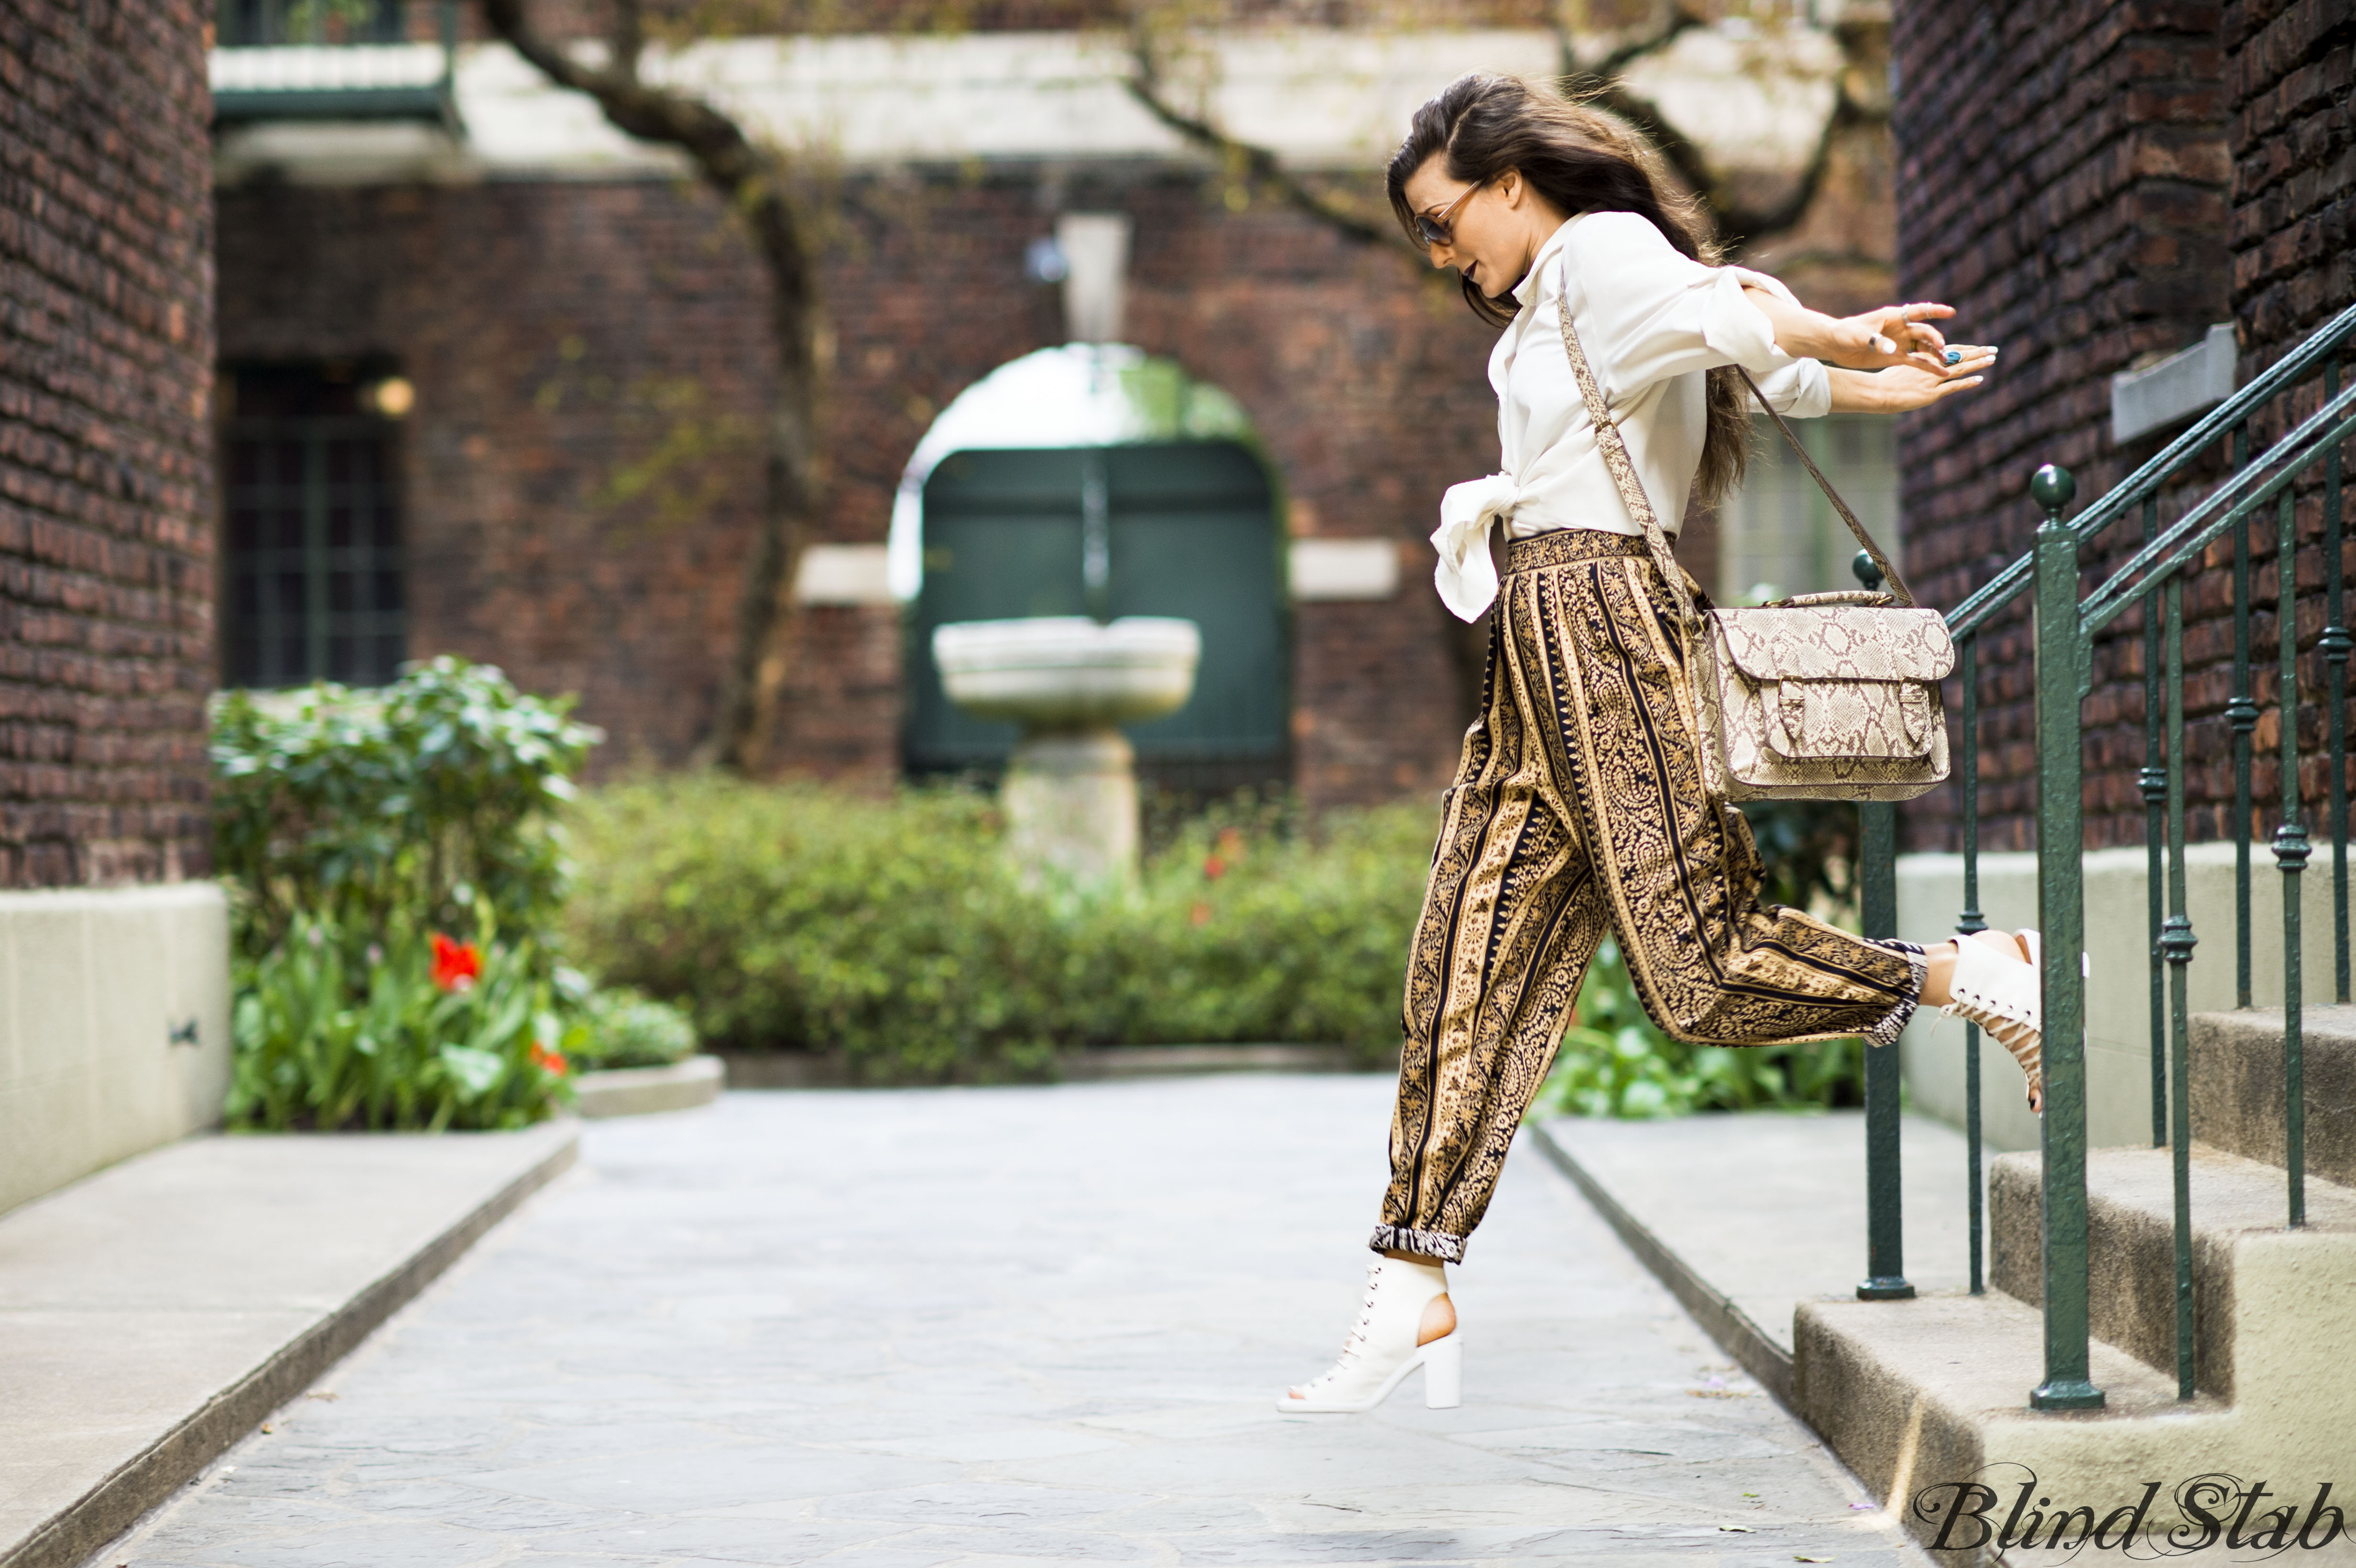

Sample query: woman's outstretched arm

[1825,354,1996,412]
[1739,288,1975,370]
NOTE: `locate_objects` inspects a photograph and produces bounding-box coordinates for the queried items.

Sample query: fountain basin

[932,616,1200,732]
[932,615,1200,886]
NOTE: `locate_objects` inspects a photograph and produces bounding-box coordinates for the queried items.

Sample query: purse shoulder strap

[1550,283,1696,628]
[1550,258,1919,611]
[1732,366,1917,607]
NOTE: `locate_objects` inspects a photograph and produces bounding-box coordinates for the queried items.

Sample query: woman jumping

[1278,74,2047,1416]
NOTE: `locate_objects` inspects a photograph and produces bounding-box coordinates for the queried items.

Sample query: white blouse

[1431,211,1832,621]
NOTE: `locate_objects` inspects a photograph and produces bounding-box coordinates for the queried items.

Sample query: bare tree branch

[1555,4,1889,255]
[1123,25,1390,246]
[478,0,819,774]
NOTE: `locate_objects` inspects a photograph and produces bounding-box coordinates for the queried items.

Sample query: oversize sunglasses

[1414,181,1485,248]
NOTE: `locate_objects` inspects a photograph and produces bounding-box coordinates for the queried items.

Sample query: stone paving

[101,1078,1930,1567]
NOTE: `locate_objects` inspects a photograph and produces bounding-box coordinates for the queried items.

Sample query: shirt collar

[1508,215,1583,309]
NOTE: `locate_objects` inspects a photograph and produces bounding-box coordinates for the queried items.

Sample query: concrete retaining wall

[0,883,233,1217]
[1895,842,2341,1154]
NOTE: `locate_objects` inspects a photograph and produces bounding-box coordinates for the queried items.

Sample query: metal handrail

[1857,302,2356,1415]
[1945,298,2356,640]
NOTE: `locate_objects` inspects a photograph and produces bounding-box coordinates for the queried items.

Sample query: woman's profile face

[1402,153,1532,303]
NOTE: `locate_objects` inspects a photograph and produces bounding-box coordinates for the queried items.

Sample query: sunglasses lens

[1417,218,1446,246]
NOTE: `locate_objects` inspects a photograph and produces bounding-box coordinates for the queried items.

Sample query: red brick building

[2,0,231,1214]
[1889,0,2352,854]
[207,6,1907,808]
[3,0,216,886]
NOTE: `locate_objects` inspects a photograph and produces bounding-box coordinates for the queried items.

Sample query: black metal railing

[1855,298,2356,1408]
[212,0,460,130]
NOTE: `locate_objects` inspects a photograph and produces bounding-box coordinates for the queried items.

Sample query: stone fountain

[933,616,1200,885]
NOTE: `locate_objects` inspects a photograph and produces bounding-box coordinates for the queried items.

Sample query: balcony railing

[212,0,459,130]
[1855,297,2356,1406]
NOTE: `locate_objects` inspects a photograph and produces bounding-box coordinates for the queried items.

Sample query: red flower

[430,933,483,993]
[531,1042,569,1076]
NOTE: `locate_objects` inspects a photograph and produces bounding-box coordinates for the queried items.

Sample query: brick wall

[2225,0,2355,846]
[2230,0,2353,362]
[1889,0,2236,852]
[1,1,216,888]
[216,164,1494,804]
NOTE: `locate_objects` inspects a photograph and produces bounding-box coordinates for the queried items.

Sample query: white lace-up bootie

[1942,929,2047,1112]
[1276,1257,1461,1415]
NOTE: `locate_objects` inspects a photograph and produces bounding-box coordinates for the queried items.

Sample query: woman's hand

[1826,346,1997,413]
[1826,303,1964,370]
[1743,290,1987,371]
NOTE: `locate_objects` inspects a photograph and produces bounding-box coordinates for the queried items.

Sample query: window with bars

[221,365,407,689]
[218,0,406,47]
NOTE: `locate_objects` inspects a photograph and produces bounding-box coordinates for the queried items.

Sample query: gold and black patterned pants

[1374,529,1925,1263]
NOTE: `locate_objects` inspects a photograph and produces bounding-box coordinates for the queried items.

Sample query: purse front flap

[1765,680,1939,760]
[1708,606,1956,684]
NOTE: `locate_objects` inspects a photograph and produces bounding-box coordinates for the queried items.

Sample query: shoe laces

[1306,1267,1386,1387]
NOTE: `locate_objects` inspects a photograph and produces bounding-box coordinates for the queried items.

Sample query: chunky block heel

[1420,1332,1462,1408]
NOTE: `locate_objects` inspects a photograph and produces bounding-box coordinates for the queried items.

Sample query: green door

[907,441,1288,790]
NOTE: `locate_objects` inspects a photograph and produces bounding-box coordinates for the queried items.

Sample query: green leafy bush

[1534,936,1864,1119]
[565,776,1864,1109]
[212,658,604,1130]
[228,917,576,1132]
[211,657,600,959]
[564,778,1432,1079]
[569,988,699,1071]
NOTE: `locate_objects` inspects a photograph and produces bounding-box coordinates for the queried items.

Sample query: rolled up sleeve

[1744,357,1831,418]
[1566,214,1808,399]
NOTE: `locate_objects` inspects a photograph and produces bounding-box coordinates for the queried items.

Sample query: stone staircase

[1792,1009,2356,1558]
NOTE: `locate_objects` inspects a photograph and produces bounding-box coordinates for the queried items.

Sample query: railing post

[2030,462,2105,1412]
[2233,425,2258,1007]
[1859,798,1913,1300]
[2142,496,2170,1148]
[2323,352,2349,1006]
[2275,490,2310,1227]
[1851,547,1913,1302]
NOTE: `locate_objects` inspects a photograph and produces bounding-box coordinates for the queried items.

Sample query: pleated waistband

[1504,529,1649,573]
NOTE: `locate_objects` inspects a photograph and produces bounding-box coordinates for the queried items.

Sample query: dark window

[220,365,407,688]
[219,0,406,47]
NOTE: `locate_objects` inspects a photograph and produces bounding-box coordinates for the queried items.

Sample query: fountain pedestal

[933,616,1200,885]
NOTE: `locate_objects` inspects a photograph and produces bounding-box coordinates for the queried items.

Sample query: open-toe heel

[1277,1258,1461,1415]
[1943,930,2048,1112]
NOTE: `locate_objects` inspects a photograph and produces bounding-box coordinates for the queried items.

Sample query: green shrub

[211,657,600,959]
[212,657,604,1130]
[565,777,1863,1108]
[228,917,576,1132]
[570,988,699,1071]
[564,778,1431,1079]
[1533,936,1865,1119]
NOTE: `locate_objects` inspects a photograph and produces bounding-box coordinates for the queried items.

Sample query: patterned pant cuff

[1368,1223,1466,1263]
[1865,940,1927,1049]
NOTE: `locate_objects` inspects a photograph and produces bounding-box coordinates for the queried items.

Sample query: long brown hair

[1386,73,1751,507]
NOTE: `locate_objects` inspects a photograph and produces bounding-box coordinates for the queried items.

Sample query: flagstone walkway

[102,1078,1930,1567]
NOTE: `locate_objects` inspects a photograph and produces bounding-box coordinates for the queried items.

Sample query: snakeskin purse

[1554,284,1954,802]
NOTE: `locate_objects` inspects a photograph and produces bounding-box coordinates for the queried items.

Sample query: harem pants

[1374,529,1925,1263]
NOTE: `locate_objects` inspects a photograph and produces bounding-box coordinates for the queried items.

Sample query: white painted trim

[1288,538,1401,601]
[793,544,894,606]
[210,24,1839,183]
[2111,323,2238,444]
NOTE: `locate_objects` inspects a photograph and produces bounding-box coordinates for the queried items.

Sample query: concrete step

[1794,1291,2196,1529]
[0,1122,576,1568]
[1989,1143,2356,1399]
[2191,1006,2356,1187]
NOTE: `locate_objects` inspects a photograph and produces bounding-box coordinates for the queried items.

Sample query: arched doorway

[892,345,1289,793]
